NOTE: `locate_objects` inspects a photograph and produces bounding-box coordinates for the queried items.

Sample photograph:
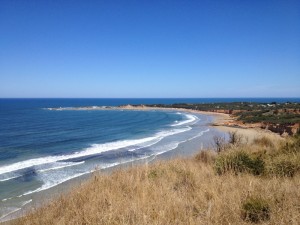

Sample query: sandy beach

[118,105,283,143]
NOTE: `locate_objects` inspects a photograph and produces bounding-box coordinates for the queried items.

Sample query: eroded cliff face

[261,123,300,136]
[211,110,300,136]
[207,109,244,114]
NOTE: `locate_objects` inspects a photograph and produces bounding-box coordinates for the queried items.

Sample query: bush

[214,150,264,175]
[242,197,270,223]
[266,138,300,177]
[250,157,265,175]
[268,158,298,177]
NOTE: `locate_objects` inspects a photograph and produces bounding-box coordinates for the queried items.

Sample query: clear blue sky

[1,0,299,98]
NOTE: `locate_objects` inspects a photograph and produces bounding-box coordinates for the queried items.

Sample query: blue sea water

[0,98,299,220]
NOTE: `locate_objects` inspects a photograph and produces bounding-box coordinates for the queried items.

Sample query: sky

[0,0,299,98]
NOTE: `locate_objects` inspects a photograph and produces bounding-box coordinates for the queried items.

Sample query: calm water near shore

[0,98,299,221]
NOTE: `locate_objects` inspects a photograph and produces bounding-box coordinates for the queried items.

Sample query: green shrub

[250,157,265,175]
[242,197,270,223]
[268,158,298,177]
[214,151,264,175]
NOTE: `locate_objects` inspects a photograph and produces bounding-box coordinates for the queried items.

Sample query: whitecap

[21,171,91,196]
[0,174,22,182]
[37,161,85,173]
[153,141,186,155]
[20,154,155,197]
[187,128,210,141]
[0,199,32,221]
[171,114,198,126]
[0,208,21,221]
[0,127,191,175]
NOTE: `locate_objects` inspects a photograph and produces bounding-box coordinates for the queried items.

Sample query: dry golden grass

[13,136,300,225]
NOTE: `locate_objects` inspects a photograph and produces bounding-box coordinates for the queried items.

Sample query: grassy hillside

[14,134,300,225]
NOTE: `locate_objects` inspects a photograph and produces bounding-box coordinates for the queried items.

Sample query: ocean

[0,98,299,221]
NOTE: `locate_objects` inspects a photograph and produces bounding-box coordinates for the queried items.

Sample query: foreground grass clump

[241,197,270,223]
[214,135,300,177]
[268,156,299,177]
[14,135,300,225]
[266,135,300,177]
[214,150,265,175]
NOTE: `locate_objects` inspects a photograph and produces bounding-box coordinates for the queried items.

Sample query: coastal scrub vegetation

[144,102,300,135]
[13,134,300,225]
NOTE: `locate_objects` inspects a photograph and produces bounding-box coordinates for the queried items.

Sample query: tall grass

[13,135,300,225]
[214,150,265,175]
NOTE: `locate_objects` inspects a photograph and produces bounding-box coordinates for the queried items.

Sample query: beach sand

[118,105,283,143]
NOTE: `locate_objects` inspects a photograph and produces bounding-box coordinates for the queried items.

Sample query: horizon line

[1,97,300,99]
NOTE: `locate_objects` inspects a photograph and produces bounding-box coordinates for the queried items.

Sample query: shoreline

[117,105,283,142]
[1,107,219,223]
[48,104,283,140]
[1,106,283,223]
[48,104,284,142]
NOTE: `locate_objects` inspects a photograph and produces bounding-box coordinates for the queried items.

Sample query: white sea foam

[0,162,85,182]
[21,171,91,196]
[21,199,32,206]
[171,114,198,126]
[37,161,85,173]
[157,127,192,136]
[0,127,191,176]
[45,106,111,111]
[0,130,191,195]
[187,128,210,141]
[152,128,209,155]
[0,114,200,203]
[1,197,15,202]
[154,141,185,155]
[127,138,163,152]
[20,154,155,197]
[0,199,32,221]
[0,175,22,182]
[128,127,191,152]
[100,154,155,170]
[4,125,201,200]
[0,207,21,221]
